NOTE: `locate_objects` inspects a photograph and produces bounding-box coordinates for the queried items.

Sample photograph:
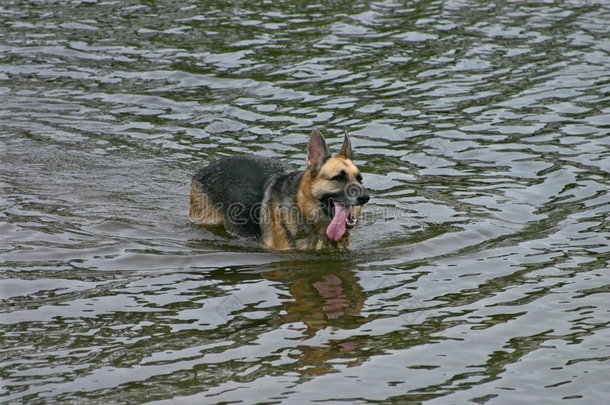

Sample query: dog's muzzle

[344,183,370,207]
[322,183,370,241]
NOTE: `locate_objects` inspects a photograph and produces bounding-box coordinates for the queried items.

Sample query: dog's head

[305,129,370,242]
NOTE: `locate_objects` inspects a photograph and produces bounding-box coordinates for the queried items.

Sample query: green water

[1,0,609,403]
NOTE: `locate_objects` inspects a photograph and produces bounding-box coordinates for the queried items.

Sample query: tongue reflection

[326,202,351,241]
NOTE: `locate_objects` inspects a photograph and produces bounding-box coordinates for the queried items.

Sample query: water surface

[1,0,609,403]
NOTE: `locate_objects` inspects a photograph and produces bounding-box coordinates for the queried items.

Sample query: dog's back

[189,155,292,238]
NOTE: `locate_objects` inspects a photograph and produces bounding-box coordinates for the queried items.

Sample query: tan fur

[188,181,224,225]
[262,200,294,251]
[310,157,360,200]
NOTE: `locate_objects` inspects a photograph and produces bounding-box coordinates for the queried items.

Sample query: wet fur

[188,131,367,251]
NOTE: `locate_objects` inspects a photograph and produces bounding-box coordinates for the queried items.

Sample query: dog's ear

[338,129,353,159]
[307,129,330,168]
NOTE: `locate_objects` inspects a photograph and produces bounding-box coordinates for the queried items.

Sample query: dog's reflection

[265,260,370,374]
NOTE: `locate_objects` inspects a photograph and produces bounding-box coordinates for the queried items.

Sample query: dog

[188,129,370,250]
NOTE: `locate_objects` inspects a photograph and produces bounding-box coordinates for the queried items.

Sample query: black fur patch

[192,155,293,238]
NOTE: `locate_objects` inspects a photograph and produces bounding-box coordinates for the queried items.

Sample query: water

[1,0,609,403]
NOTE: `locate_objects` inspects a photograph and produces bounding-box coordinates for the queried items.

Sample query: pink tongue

[326,203,350,241]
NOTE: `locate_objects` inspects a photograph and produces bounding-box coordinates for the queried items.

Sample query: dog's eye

[331,171,347,182]
[356,173,363,183]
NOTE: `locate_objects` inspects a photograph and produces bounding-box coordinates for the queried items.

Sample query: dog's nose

[357,191,370,205]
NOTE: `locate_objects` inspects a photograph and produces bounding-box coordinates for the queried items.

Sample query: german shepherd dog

[188,129,370,250]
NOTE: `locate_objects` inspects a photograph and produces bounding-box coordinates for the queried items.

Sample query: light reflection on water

[1,0,609,403]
